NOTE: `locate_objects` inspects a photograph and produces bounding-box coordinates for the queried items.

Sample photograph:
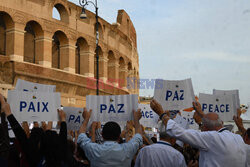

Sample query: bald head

[202,113,223,131]
[205,113,220,120]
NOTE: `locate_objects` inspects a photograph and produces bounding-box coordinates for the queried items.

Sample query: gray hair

[202,117,223,130]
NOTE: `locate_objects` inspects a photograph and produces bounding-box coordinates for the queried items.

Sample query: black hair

[245,128,250,139]
[40,130,64,167]
[102,121,121,141]
[151,137,157,143]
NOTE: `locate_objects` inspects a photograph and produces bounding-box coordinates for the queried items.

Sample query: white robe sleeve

[166,119,210,151]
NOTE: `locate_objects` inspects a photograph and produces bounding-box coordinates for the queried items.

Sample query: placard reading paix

[153,78,195,110]
[7,90,60,122]
[16,79,56,92]
[139,104,159,128]
[86,95,138,123]
[199,93,237,122]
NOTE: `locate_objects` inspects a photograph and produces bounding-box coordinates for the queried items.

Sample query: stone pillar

[60,43,76,73]
[6,23,25,62]
[35,31,52,67]
[99,53,108,83]
[80,46,95,78]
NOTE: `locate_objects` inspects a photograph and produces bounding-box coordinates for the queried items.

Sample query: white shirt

[135,140,186,167]
[166,119,248,167]
[246,145,250,167]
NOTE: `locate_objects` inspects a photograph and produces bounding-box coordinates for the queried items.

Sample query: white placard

[173,114,189,129]
[7,90,60,122]
[180,111,199,130]
[153,78,195,110]
[64,107,84,131]
[86,95,138,123]
[199,93,236,122]
[139,104,159,128]
[213,89,240,109]
[16,79,56,92]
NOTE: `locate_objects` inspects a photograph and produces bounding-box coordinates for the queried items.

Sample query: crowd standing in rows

[0,93,250,167]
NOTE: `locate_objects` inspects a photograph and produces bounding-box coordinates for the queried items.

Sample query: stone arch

[23,20,43,63]
[75,37,89,74]
[53,3,69,23]
[107,50,115,82]
[0,12,14,55]
[52,30,69,69]
[94,46,103,79]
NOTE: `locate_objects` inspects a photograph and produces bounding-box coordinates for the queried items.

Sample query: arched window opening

[52,34,60,69]
[75,37,89,75]
[94,46,103,79]
[52,31,68,70]
[24,24,36,63]
[0,12,14,56]
[52,4,69,23]
[52,7,61,20]
[0,15,6,55]
[75,42,80,74]
[24,21,43,64]
[107,51,115,82]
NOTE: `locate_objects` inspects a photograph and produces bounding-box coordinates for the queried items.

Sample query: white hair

[202,117,223,130]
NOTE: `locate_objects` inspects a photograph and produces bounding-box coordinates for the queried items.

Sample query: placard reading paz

[64,107,84,131]
[7,90,60,122]
[86,94,138,123]
[153,78,195,110]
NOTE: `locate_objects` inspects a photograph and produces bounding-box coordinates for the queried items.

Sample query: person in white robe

[150,99,248,167]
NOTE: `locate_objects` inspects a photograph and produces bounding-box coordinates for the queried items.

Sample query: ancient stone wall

[0,0,139,107]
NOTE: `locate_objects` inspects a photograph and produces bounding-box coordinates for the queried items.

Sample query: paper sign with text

[7,90,60,122]
[180,111,199,130]
[173,114,189,129]
[199,93,236,122]
[153,78,195,110]
[86,95,138,123]
[64,107,84,131]
[16,79,56,92]
[213,89,240,109]
[139,104,159,128]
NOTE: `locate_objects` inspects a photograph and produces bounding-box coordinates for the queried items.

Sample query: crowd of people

[0,93,250,167]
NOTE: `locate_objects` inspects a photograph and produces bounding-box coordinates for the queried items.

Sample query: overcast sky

[67,0,250,104]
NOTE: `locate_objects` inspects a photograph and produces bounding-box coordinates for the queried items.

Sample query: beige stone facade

[0,0,139,107]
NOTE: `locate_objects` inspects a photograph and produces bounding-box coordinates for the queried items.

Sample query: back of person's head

[40,130,64,167]
[151,137,157,143]
[244,128,250,145]
[102,121,121,141]
[29,127,44,146]
[202,113,223,131]
[28,127,44,159]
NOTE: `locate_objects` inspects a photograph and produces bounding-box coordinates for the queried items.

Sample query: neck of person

[160,138,173,145]
[215,126,224,131]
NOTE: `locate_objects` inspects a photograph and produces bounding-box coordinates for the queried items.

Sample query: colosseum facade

[0,0,139,107]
